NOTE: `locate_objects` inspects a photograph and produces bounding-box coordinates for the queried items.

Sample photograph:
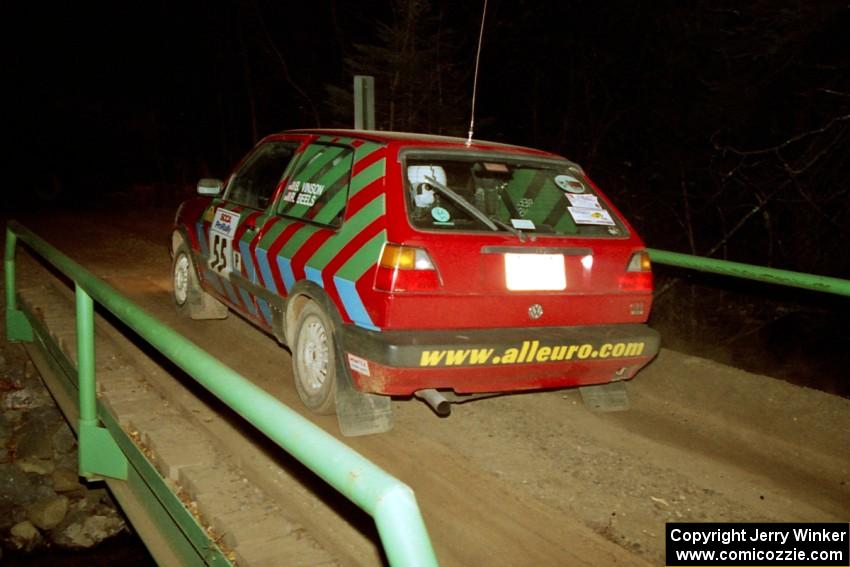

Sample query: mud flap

[333,353,393,437]
[579,381,630,412]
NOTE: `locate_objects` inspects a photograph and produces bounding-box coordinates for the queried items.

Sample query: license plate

[504,253,566,291]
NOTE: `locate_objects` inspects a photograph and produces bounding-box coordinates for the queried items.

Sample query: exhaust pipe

[414,389,451,417]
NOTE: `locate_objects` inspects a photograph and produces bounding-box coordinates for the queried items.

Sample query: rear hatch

[374,150,653,330]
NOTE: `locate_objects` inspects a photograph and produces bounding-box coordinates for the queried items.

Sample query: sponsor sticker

[511,218,536,230]
[566,194,602,209]
[211,208,241,238]
[209,208,241,274]
[554,174,586,193]
[431,206,451,223]
[567,206,616,226]
[347,354,371,376]
[418,340,647,367]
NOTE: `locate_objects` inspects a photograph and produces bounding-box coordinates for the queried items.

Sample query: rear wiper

[424,175,498,232]
[486,215,527,242]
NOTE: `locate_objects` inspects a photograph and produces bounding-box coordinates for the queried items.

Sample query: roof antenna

[466,0,489,146]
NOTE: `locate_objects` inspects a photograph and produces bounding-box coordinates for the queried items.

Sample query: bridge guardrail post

[75,283,127,480]
[4,226,33,342]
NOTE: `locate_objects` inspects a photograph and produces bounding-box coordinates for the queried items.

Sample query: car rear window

[403,152,628,237]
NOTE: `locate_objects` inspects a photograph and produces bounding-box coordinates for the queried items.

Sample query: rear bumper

[339,323,660,395]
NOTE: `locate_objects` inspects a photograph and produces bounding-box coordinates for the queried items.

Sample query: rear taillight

[619,251,653,291]
[374,243,441,292]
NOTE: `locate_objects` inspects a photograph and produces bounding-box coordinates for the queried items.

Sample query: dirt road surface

[7,209,849,566]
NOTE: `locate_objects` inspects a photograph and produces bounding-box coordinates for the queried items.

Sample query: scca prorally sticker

[554,174,585,194]
[211,208,241,238]
[347,353,371,376]
[209,208,242,274]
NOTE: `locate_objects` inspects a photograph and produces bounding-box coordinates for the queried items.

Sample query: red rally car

[171,129,659,432]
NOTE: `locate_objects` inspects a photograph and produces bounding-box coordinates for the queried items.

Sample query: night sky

[6,0,850,277]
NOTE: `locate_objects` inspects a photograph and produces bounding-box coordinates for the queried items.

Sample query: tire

[292,302,338,415]
[172,241,228,320]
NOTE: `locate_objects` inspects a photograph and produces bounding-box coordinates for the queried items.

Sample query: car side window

[277,143,354,228]
[226,141,299,209]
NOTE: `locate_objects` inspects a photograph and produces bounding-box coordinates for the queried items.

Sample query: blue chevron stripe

[276,256,296,293]
[305,266,324,287]
[257,298,273,326]
[239,239,255,281]
[255,248,279,294]
[333,276,378,331]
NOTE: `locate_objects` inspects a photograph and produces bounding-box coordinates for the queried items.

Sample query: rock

[81,488,109,512]
[0,350,127,554]
[0,463,51,507]
[2,378,53,410]
[27,495,69,530]
[52,512,126,548]
[0,411,10,447]
[52,424,77,455]
[8,520,43,552]
[52,468,83,492]
[4,408,24,429]
[0,502,24,531]
[15,456,55,475]
[3,389,36,410]
[15,408,64,461]
[55,450,78,473]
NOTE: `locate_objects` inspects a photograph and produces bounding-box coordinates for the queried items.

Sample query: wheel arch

[171,228,203,281]
[284,281,345,345]
[171,229,185,254]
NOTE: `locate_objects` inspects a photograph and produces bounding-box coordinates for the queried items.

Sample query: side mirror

[197,178,223,196]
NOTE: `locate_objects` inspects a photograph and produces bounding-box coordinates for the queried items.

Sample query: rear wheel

[172,241,228,320]
[292,302,338,415]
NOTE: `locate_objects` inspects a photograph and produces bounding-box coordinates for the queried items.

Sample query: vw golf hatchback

[171,129,659,433]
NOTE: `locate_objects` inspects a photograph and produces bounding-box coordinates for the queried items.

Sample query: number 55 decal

[208,208,242,275]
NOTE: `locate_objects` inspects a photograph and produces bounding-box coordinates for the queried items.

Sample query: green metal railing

[647,248,850,298]
[4,221,438,567]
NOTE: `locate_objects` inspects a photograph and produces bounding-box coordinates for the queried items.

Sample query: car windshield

[403,152,627,237]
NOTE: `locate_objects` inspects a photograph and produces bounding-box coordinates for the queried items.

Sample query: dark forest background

[5,0,850,393]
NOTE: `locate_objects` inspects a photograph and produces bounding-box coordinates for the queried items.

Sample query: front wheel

[172,241,228,320]
[292,302,338,415]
